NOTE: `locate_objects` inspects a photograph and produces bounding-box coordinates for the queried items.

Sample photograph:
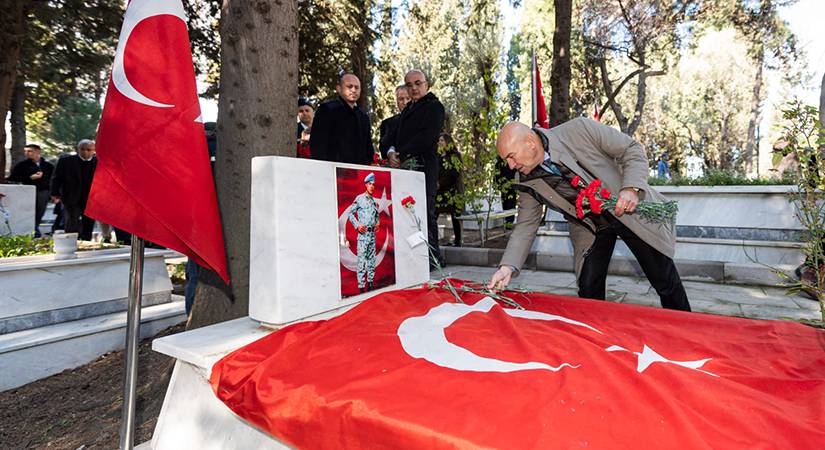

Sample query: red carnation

[592,199,602,214]
[575,194,584,209]
[576,207,584,218]
[601,188,611,199]
[571,175,581,188]
[402,196,416,208]
[0,193,5,198]
[593,179,602,189]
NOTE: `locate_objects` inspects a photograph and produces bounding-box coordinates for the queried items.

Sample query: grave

[144,157,430,449]
[0,184,36,236]
[0,247,180,392]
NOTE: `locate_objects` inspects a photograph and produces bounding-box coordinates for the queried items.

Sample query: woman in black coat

[436,133,464,246]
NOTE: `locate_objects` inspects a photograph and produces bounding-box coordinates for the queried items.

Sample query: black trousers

[63,203,95,241]
[34,189,50,234]
[426,194,444,266]
[578,220,691,311]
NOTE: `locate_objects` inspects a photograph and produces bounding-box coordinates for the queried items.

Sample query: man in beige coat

[488,119,690,311]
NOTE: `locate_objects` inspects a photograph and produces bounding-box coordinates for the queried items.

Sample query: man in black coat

[378,85,410,158]
[50,139,98,240]
[310,74,373,165]
[388,69,447,268]
[297,97,314,140]
[7,144,55,237]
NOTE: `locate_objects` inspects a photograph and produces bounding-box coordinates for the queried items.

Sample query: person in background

[657,153,671,180]
[436,133,464,247]
[50,139,98,241]
[297,97,314,140]
[7,144,54,237]
[310,74,373,165]
[388,69,447,269]
[379,85,411,158]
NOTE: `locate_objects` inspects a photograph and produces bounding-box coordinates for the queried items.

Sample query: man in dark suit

[297,97,314,140]
[378,85,410,158]
[388,69,446,268]
[7,144,55,237]
[50,139,98,240]
[310,74,373,165]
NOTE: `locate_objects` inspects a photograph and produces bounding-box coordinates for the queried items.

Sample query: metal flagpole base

[120,236,145,450]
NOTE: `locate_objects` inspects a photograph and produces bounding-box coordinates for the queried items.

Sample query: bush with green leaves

[0,234,53,258]
[768,102,825,323]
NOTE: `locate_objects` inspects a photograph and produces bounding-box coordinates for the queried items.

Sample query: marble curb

[0,300,186,354]
[442,247,797,286]
[0,248,176,272]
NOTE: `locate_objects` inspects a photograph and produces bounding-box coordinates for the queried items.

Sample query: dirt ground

[0,323,184,450]
[0,230,509,449]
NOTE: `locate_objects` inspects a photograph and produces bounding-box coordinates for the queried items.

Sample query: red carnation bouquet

[371,154,389,167]
[571,175,677,225]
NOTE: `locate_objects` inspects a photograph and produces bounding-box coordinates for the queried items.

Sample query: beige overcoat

[499,118,676,279]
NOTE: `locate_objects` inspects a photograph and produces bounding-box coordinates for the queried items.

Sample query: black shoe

[360,287,365,294]
[367,282,373,292]
[451,242,461,247]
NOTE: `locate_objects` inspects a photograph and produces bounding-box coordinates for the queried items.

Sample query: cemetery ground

[0,322,184,450]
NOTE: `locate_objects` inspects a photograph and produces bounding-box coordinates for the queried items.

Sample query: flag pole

[120,235,145,450]
[531,48,537,127]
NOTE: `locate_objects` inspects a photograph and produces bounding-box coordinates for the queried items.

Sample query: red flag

[594,100,601,122]
[533,55,549,129]
[211,285,825,449]
[85,0,228,282]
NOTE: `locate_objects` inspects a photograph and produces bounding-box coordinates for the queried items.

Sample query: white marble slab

[0,249,172,320]
[248,157,429,325]
[0,184,35,236]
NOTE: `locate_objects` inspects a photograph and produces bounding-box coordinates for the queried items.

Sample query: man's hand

[388,153,401,169]
[51,196,60,204]
[488,265,514,291]
[357,225,367,234]
[614,188,639,217]
[30,171,43,180]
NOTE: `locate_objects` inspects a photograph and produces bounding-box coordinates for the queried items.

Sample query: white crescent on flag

[111,0,186,108]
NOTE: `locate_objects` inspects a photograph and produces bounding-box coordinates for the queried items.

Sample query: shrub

[0,234,53,258]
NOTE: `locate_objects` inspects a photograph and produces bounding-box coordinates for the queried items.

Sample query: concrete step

[0,298,187,393]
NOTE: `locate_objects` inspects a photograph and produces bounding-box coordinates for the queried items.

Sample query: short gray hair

[77,139,95,150]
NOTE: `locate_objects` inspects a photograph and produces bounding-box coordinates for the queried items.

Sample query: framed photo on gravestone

[335,168,396,297]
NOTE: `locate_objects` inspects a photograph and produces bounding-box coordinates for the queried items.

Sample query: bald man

[310,73,373,165]
[488,119,690,311]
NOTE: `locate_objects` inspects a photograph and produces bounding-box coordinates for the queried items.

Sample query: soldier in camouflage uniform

[348,172,380,293]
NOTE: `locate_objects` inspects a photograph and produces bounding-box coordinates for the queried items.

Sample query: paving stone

[514,271,577,289]
[683,286,797,308]
[788,296,824,312]
[689,300,743,318]
[739,304,822,322]
[604,275,652,295]
[621,292,661,308]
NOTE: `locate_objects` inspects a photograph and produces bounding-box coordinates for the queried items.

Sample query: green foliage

[647,168,797,186]
[28,97,102,155]
[0,234,53,258]
[767,102,825,321]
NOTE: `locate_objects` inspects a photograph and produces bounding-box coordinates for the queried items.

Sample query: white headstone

[0,185,36,236]
[248,157,430,325]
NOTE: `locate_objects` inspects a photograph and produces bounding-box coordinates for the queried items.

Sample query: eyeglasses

[405,80,426,88]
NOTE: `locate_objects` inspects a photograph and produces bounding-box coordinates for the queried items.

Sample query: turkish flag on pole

[594,100,601,122]
[86,0,228,283]
[532,52,549,129]
[211,286,825,449]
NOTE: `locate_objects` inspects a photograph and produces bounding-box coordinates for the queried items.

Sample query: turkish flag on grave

[85,0,228,282]
[211,285,825,449]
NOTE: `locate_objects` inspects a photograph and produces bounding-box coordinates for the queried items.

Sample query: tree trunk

[188,0,299,330]
[10,81,26,167]
[0,1,29,180]
[745,48,764,176]
[548,0,571,128]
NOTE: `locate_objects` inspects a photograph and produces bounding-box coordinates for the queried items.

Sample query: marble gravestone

[0,184,36,236]
[248,157,431,325]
